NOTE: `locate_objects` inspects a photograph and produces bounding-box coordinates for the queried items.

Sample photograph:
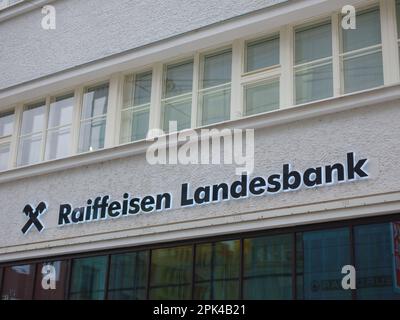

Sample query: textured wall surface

[0,0,287,90]
[0,101,399,260]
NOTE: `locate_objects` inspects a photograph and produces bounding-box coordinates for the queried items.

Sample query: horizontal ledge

[0,83,399,185]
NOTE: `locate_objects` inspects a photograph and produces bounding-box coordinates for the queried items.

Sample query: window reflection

[1,265,35,300]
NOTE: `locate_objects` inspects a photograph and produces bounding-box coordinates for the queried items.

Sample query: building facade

[0,0,400,300]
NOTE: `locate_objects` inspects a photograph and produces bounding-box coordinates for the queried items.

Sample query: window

[33,261,68,300]
[45,94,74,160]
[121,72,152,143]
[341,8,383,93]
[17,101,46,167]
[199,49,232,126]
[294,21,333,104]
[297,228,352,300]
[0,0,23,10]
[70,256,108,300]
[162,60,193,131]
[0,111,14,171]
[79,83,109,153]
[194,240,240,300]
[1,264,35,300]
[149,246,193,299]
[397,0,400,58]
[243,234,292,300]
[243,35,280,116]
[108,251,149,300]
[354,222,400,299]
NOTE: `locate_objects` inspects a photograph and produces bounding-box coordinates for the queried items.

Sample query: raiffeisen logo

[21,152,369,234]
[21,202,48,235]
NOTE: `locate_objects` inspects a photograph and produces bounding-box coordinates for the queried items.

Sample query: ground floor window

[1,215,400,300]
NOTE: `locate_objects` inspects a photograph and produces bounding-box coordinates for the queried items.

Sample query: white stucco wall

[0,97,399,262]
[0,0,287,91]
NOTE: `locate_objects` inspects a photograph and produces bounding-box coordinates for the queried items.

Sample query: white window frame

[0,109,15,171]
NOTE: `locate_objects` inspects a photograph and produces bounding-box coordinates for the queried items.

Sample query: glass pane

[82,83,109,120]
[203,50,232,88]
[342,9,381,53]
[298,228,352,300]
[397,0,400,38]
[194,241,240,300]
[149,246,192,300]
[163,99,192,131]
[34,261,68,300]
[17,134,42,166]
[245,80,279,116]
[0,143,10,171]
[120,107,150,143]
[201,88,231,126]
[165,61,194,98]
[355,222,400,300]
[45,127,71,160]
[78,117,106,153]
[295,62,333,104]
[343,51,383,94]
[21,102,45,135]
[108,251,149,300]
[123,72,152,108]
[70,256,107,300]
[0,112,14,137]
[1,265,35,300]
[243,234,293,300]
[246,36,279,72]
[48,94,74,128]
[295,22,332,64]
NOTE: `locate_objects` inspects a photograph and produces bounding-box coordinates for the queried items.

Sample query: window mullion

[148,63,163,136]
[71,86,84,155]
[104,74,122,148]
[380,0,400,85]
[230,39,244,120]
[331,13,341,97]
[280,25,294,108]
[9,104,23,169]
[191,52,200,129]
[40,96,51,161]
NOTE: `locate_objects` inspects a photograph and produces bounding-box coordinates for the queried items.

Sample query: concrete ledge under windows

[0,83,399,185]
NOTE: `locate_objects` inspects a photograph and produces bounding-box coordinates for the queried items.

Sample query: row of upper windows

[0,2,399,172]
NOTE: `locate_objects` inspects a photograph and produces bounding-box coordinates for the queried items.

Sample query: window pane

[194,241,240,300]
[243,234,293,300]
[297,228,352,300]
[342,9,381,53]
[203,50,232,88]
[295,22,332,64]
[150,246,192,300]
[21,102,45,135]
[17,133,42,166]
[1,265,35,300]
[245,80,279,116]
[163,99,192,131]
[343,51,383,94]
[78,117,106,153]
[0,143,10,171]
[201,87,231,126]
[165,61,194,98]
[45,127,71,160]
[246,36,279,72]
[397,0,400,38]
[70,256,107,300]
[82,84,109,120]
[108,251,149,300]
[123,72,152,108]
[0,112,14,137]
[120,107,150,143]
[34,261,68,300]
[355,222,400,300]
[48,94,74,128]
[295,62,333,104]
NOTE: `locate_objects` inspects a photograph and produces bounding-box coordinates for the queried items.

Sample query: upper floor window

[341,7,383,94]
[79,83,109,153]
[0,111,14,171]
[162,60,194,131]
[243,35,280,116]
[199,49,232,126]
[121,72,152,143]
[0,0,23,10]
[294,21,333,105]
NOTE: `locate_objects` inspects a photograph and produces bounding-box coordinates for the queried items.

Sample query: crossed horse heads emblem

[21,202,48,235]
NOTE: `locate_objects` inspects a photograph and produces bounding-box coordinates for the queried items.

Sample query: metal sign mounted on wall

[21,152,369,235]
